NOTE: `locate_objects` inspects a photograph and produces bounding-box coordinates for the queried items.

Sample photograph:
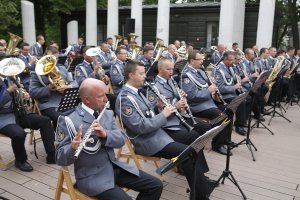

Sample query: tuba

[129,44,142,60]
[153,44,167,65]
[153,37,164,52]
[128,33,139,44]
[35,55,69,90]
[0,57,29,116]
[85,47,106,80]
[113,35,124,51]
[6,32,22,56]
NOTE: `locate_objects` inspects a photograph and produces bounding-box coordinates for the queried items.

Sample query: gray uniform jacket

[179,65,217,113]
[137,55,154,73]
[240,59,256,83]
[115,86,174,156]
[75,60,97,86]
[214,62,237,100]
[211,51,222,65]
[254,57,271,73]
[56,105,139,196]
[29,65,77,111]
[97,50,114,71]
[0,78,16,129]
[233,63,251,91]
[18,54,36,85]
[30,43,43,59]
[147,76,181,129]
[110,59,126,95]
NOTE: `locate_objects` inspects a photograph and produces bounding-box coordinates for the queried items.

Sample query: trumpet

[170,77,197,125]
[144,81,194,132]
[74,101,110,159]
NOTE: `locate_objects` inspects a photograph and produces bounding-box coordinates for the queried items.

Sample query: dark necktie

[26,56,30,62]
[93,111,99,119]
[90,63,94,70]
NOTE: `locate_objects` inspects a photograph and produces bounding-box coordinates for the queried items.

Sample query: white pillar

[86,0,97,46]
[156,0,170,45]
[256,0,276,49]
[131,0,143,45]
[219,0,245,49]
[107,0,118,41]
[21,0,36,46]
[67,21,78,45]
[298,22,300,43]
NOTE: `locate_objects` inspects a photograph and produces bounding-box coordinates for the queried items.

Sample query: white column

[131,0,143,45]
[298,22,300,43]
[21,0,36,46]
[156,0,170,45]
[67,21,78,45]
[256,0,276,49]
[206,24,213,48]
[107,0,118,40]
[86,0,97,46]
[219,0,245,49]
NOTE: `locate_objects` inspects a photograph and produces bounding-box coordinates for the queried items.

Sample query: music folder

[250,70,271,94]
[57,88,82,112]
[157,120,230,175]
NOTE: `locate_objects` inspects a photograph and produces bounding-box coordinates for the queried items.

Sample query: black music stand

[267,64,292,125]
[157,120,230,200]
[285,65,300,109]
[57,88,81,113]
[215,92,249,200]
[234,71,273,161]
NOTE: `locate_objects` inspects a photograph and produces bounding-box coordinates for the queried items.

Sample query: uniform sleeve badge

[184,78,190,84]
[215,75,220,80]
[148,93,156,102]
[112,68,118,75]
[122,106,133,116]
[57,130,65,142]
[76,70,81,77]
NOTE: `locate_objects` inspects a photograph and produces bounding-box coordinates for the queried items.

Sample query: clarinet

[170,77,197,125]
[144,81,194,132]
[202,69,227,105]
[74,101,110,159]
[229,67,243,95]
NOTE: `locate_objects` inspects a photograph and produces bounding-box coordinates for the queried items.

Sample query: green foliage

[0,0,21,40]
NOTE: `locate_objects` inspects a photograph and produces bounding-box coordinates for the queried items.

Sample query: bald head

[79,78,106,98]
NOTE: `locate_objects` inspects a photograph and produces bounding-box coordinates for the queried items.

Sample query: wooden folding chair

[115,116,165,181]
[0,133,15,170]
[107,79,114,95]
[54,166,97,200]
[28,99,42,145]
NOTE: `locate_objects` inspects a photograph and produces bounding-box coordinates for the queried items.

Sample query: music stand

[57,88,81,113]
[285,65,300,109]
[267,64,292,125]
[234,70,273,161]
[157,120,230,200]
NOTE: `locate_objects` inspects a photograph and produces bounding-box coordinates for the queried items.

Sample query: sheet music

[57,88,81,112]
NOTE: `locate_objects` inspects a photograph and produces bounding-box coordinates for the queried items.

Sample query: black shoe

[262,109,272,115]
[205,176,220,187]
[254,115,265,121]
[236,126,247,136]
[15,161,33,172]
[46,154,56,164]
[212,146,232,156]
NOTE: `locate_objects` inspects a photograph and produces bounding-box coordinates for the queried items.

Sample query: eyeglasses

[193,58,204,61]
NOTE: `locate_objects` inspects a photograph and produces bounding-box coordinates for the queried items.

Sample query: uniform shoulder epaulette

[120,90,129,96]
[60,108,76,116]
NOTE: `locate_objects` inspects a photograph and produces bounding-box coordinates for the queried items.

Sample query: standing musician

[284,47,296,102]
[29,46,77,130]
[18,42,38,91]
[179,50,231,155]
[30,35,45,59]
[97,42,116,73]
[210,44,226,65]
[214,51,250,136]
[75,46,103,86]
[110,47,128,95]
[0,59,56,172]
[115,60,214,200]
[56,78,163,200]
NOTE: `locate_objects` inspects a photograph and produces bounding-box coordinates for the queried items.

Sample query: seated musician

[136,46,155,73]
[18,42,38,91]
[214,51,250,135]
[56,78,162,200]
[75,46,103,86]
[210,44,226,65]
[162,44,182,63]
[97,42,116,73]
[110,47,128,95]
[115,60,214,200]
[29,46,77,129]
[146,57,216,178]
[0,60,56,172]
[179,50,231,155]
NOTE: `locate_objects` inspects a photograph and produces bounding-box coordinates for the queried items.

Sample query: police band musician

[116,60,215,200]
